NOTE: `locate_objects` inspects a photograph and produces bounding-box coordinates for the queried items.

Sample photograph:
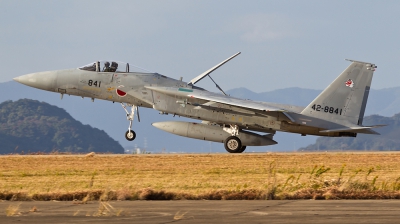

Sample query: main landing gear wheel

[238,146,246,153]
[125,130,136,141]
[224,136,242,153]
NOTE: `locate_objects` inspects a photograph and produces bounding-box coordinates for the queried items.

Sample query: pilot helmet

[105,61,110,66]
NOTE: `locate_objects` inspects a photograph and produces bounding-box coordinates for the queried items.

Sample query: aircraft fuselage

[15,69,345,137]
[14,56,378,153]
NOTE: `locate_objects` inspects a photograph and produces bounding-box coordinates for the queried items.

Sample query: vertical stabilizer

[301,60,377,125]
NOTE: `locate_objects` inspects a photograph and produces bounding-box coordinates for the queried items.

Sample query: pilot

[110,62,118,72]
[103,62,112,72]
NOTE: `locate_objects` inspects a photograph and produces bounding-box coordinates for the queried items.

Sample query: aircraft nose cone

[13,71,57,91]
[13,74,33,86]
[12,76,20,82]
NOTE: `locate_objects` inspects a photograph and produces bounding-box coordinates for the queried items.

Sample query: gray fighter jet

[14,53,384,153]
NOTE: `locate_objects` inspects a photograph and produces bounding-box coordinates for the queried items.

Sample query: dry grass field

[0,152,400,200]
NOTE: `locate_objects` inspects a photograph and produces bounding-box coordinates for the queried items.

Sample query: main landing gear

[121,103,140,141]
[223,125,246,153]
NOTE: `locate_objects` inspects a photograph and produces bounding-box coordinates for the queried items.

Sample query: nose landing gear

[121,103,140,141]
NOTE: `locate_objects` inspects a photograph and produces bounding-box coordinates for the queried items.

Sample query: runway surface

[7,150,400,157]
[1,200,400,223]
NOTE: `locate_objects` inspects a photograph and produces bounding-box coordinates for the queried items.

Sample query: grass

[0,152,400,200]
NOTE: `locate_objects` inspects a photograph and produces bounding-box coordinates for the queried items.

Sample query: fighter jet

[13,53,384,153]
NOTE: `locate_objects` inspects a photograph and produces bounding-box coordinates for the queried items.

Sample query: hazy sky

[1,0,399,92]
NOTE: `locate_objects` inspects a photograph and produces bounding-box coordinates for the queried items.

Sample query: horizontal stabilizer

[319,125,386,135]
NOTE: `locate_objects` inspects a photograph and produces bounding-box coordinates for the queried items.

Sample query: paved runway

[1,200,400,223]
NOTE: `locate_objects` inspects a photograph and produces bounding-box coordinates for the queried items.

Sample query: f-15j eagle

[14,53,384,153]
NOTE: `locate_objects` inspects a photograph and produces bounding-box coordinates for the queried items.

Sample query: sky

[1,0,400,93]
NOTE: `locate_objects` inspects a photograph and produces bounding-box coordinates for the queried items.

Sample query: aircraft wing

[145,86,285,113]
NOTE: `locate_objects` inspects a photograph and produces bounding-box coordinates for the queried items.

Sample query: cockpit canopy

[79,60,151,73]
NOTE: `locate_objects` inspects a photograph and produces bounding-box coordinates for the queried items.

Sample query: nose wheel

[121,103,140,141]
[125,130,136,141]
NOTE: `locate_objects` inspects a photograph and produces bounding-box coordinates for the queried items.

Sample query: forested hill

[0,99,124,154]
[300,113,400,151]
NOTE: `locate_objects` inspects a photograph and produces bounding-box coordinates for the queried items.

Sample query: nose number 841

[88,80,101,87]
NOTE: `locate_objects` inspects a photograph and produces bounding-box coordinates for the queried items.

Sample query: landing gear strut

[223,125,245,153]
[121,103,140,141]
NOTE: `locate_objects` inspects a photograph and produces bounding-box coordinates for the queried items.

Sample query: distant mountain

[300,113,400,151]
[1,80,400,152]
[0,99,124,154]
